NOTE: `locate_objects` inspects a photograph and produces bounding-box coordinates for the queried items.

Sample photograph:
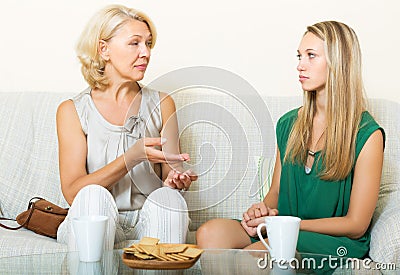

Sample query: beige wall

[1,0,399,103]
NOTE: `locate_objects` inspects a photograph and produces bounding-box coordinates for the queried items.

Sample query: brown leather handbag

[0,197,68,239]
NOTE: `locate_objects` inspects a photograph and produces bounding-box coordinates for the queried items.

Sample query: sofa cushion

[255,155,275,201]
[172,88,277,230]
[368,99,400,264]
[0,92,72,219]
[370,191,400,265]
[0,220,67,257]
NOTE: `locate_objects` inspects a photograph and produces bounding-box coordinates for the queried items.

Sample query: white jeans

[57,185,189,251]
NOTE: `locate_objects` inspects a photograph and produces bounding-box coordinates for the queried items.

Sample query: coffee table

[0,249,395,274]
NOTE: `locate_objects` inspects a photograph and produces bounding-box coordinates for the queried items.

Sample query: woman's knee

[196,219,249,249]
[76,184,108,196]
[71,184,118,216]
[147,187,188,212]
[196,219,226,244]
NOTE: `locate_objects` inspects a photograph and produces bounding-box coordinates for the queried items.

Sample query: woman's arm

[263,147,282,210]
[57,100,126,204]
[300,130,384,239]
[159,92,180,181]
[57,100,184,205]
[159,92,197,189]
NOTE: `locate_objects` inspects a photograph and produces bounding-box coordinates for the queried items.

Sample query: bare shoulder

[355,129,384,173]
[362,129,384,153]
[56,99,81,133]
[56,99,75,117]
[159,92,175,106]
[159,92,176,114]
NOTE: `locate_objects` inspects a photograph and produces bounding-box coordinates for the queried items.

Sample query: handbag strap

[0,197,43,230]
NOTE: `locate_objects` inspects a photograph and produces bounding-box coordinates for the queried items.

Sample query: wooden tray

[122,244,201,270]
[122,252,200,270]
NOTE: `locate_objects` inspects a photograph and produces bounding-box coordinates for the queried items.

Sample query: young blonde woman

[56,4,197,251]
[197,21,385,260]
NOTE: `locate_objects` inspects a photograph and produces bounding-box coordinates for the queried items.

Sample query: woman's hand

[164,169,198,190]
[125,137,189,168]
[143,137,190,163]
[241,202,279,237]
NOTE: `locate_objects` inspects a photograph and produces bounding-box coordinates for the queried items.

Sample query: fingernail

[161,138,167,144]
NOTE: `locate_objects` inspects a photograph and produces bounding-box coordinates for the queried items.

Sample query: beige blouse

[72,85,163,210]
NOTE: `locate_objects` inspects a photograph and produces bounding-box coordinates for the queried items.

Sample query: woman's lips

[299,75,309,82]
[135,64,147,71]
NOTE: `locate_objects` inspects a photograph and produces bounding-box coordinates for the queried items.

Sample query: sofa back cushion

[172,88,277,230]
[367,99,400,263]
[0,92,71,218]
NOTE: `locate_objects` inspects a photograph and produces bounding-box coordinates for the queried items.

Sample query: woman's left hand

[163,169,198,190]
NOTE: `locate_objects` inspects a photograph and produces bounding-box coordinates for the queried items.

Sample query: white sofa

[0,90,399,268]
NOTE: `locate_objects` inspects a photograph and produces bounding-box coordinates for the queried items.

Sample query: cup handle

[256,223,273,253]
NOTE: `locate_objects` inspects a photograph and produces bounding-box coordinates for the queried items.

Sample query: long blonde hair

[76,4,157,90]
[284,21,366,181]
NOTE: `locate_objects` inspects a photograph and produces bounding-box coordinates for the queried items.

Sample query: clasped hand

[241,202,278,237]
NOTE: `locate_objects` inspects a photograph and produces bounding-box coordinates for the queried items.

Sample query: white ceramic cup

[256,216,301,262]
[72,215,109,262]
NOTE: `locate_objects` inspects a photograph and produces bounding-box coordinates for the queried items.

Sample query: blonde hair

[76,4,157,90]
[284,21,366,181]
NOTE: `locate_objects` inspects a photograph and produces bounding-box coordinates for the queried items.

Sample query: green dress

[276,108,385,259]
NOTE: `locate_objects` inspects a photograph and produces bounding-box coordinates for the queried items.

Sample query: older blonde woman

[56,4,197,250]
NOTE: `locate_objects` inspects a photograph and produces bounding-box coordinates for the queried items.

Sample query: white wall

[1,0,399,103]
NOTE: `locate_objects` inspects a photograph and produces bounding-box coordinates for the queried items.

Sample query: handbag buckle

[45,206,53,211]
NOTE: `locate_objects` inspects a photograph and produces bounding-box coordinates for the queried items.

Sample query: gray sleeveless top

[72,85,163,210]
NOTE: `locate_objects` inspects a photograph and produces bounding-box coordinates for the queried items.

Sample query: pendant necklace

[305,128,326,174]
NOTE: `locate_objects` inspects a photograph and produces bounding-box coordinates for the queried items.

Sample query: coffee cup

[72,215,109,262]
[256,216,300,262]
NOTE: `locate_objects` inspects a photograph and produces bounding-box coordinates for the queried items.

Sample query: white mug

[72,215,109,262]
[256,216,301,262]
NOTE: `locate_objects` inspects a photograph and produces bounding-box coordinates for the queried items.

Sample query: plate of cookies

[122,237,204,270]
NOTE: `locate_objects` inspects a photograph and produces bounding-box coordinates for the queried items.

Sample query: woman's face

[102,19,152,83]
[297,32,328,93]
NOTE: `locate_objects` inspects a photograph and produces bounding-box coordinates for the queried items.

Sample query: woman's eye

[308,53,316,58]
[129,41,139,46]
[296,54,301,60]
[146,41,152,47]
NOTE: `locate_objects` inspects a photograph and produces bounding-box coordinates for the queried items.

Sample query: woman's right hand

[125,137,189,167]
[241,202,279,237]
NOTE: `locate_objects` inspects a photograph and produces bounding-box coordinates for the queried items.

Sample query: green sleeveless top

[276,109,385,259]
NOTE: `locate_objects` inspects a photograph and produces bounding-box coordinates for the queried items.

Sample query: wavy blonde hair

[76,4,157,90]
[284,21,366,181]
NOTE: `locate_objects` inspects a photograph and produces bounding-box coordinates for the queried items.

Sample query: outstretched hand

[126,137,189,163]
[124,137,190,171]
[130,137,198,190]
[143,137,190,163]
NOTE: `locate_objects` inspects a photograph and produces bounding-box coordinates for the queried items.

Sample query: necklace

[305,128,326,174]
